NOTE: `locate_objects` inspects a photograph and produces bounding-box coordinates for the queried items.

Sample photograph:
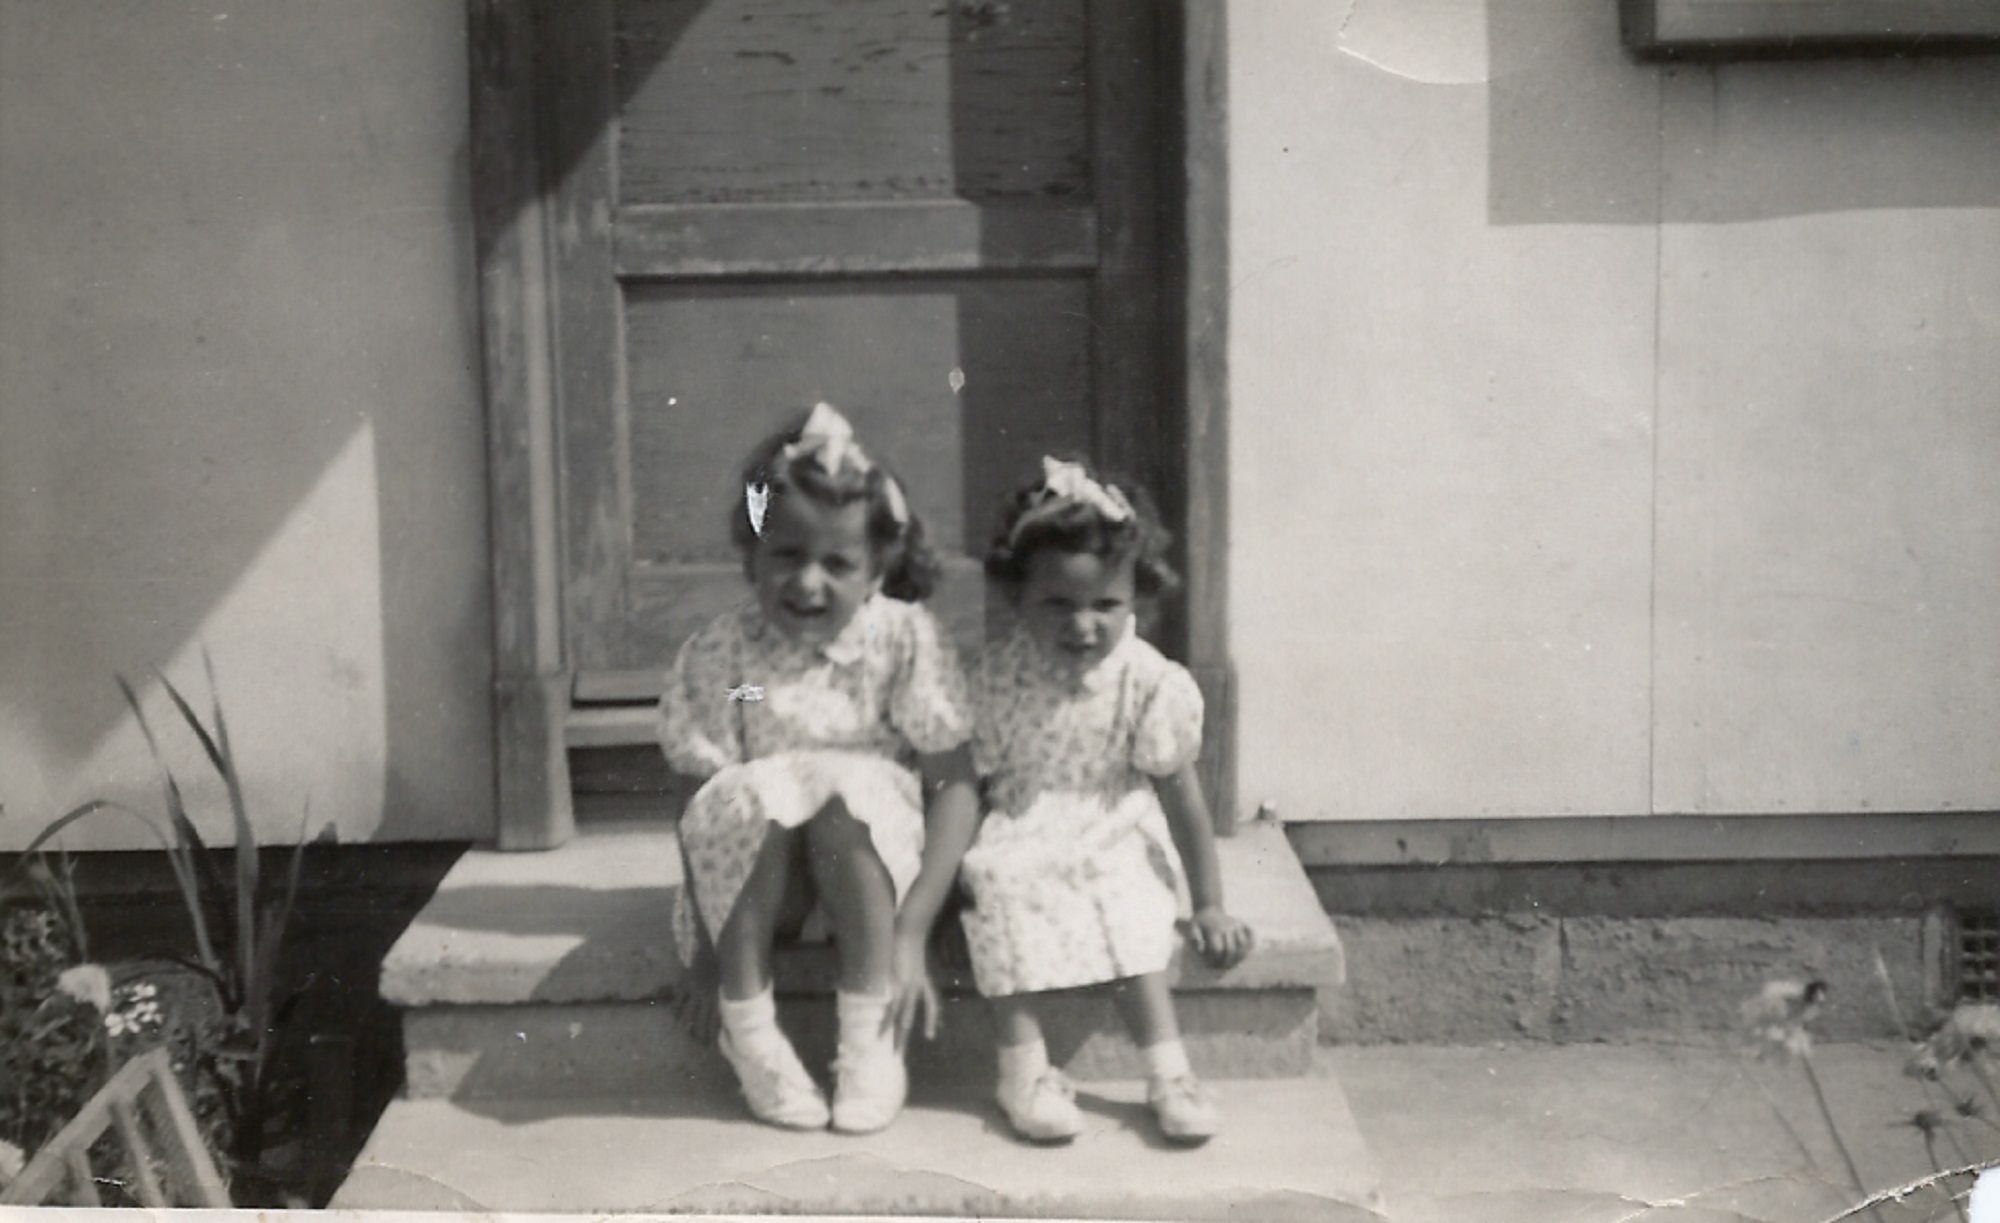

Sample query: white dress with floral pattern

[960,626,1205,997]
[658,595,971,965]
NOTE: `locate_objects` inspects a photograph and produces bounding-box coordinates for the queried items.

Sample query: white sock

[1142,1038,1192,1082]
[719,986,780,1047]
[996,1036,1050,1090]
[836,989,892,1051]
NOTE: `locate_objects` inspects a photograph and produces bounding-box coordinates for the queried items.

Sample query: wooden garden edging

[0,1046,231,1208]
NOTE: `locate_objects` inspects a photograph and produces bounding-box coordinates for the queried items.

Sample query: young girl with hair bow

[959,457,1255,1145]
[658,403,980,1134]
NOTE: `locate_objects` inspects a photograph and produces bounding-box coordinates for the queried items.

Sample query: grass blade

[121,675,225,977]
[23,799,165,857]
[123,675,228,903]
[251,813,314,1013]
[200,650,260,997]
[154,669,226,778]
[19,800,225,975]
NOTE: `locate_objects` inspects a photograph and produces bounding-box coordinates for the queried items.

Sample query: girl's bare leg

[990,992,1047,1050]
[1112,971,1218,1140]
[804,798,896,995]
[1109,972,1180,1049]
[717,824,803,1002]
[990,991,1081,1140]
[806,798,909,1132]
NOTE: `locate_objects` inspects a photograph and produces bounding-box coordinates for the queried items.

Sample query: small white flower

[57,964,113,1013]
[1740,979,1826,1063]
[131,983,158,1000]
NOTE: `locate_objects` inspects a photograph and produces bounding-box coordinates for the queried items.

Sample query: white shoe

[719,1028,830,1129]
[1148,1074,1220,1144]
[830,1034,908,1133]
[996,1069,1084,1143]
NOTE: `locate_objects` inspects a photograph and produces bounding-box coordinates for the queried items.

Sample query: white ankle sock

[719,986,779,1045]
[1142,1039,1192,1081]
[836,989,892,1050]
[996,1037,1050,1089]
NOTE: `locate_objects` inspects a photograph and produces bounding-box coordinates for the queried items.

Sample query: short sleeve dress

[659,594,971,965]
[959,624,1205,997]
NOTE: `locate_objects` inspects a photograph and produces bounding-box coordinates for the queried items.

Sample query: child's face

[1017,548,1136,677]
[750,493,879,645]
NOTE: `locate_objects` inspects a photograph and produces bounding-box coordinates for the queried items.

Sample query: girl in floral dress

[658,403,981,1134]
[961,457,1255,1145]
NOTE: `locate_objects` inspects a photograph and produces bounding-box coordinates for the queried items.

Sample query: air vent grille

[1958,912,2000,1004]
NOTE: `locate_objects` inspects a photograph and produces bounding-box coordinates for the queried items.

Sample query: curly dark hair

[984,458,1180,600]
[728,409,941,602]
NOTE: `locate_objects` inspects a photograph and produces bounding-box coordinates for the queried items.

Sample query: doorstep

[332,1060,1383,1219]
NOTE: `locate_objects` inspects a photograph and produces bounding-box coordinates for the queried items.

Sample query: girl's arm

[1153,763,1254,970]
[886,744,982,1047]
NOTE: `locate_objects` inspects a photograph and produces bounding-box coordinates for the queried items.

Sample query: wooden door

[542,0,1173,693]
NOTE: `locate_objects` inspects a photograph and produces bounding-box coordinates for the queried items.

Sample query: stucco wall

[0,1,489,847]
[1228,0,2000,821]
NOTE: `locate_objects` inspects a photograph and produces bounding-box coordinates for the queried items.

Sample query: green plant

[20,655,329,1187]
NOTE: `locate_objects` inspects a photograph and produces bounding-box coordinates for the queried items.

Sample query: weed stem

[1800,1054,1885,1223]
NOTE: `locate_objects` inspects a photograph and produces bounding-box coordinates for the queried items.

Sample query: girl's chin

[770,606,850,643]
[1034,638,1110,673]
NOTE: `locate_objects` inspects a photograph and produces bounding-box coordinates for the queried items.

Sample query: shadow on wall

[0,1,490,842]
[1485,0,2000,226]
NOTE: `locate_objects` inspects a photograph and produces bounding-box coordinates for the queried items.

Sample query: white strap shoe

[997,1068,1084,1143]
[830,1033,908,1133]
[719,1028,831,1130]
[1147,1074,1221,1144]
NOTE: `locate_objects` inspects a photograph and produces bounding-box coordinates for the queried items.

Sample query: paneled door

[540,0,1174,691]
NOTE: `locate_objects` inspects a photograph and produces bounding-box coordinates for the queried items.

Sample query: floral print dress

[658,594,971,966]
[960,625,1205,997]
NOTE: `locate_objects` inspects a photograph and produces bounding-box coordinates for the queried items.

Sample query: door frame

[467,0,1232,848]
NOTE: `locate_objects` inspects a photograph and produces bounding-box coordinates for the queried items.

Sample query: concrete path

[1332,1042,1981,1223]
[334,1041,1993,1220]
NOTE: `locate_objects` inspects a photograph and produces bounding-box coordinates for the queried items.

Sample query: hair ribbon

[753,401,909,533]
[1008,456,1132,544]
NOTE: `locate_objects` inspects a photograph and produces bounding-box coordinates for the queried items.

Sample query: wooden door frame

[467,0,1232,849]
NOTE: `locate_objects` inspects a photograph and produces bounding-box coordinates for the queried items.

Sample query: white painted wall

[0,1,490,847]
[1227,0,2000,821]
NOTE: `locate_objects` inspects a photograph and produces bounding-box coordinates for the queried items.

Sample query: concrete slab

[379,819,684,1006]
[383,821,1343,1094]
[403,985,1319,1098]
[334,1070,1384,1219]
[382,818,1343,1007]
[1330,1042,1971,1223]
[1187,817,1346,990]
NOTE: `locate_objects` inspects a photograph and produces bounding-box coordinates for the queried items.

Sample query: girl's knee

[805,798,879,864]
[803,800,894,906]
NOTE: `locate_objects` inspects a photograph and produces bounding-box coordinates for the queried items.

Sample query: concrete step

[333,1062,1384,1219]
[381,817,1343,1098]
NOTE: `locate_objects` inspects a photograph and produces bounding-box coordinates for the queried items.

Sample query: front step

[333,1062,1384,1219]
[381,818,1342,1098]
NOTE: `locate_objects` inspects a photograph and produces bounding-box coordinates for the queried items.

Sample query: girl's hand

[885,928,941,1051]
[1185,906,1255,971]
[672,946,722,1045]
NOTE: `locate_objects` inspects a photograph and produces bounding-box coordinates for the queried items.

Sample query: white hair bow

[748,402,909,536]
[1007,456,1133,544]
[781,402,862,475]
